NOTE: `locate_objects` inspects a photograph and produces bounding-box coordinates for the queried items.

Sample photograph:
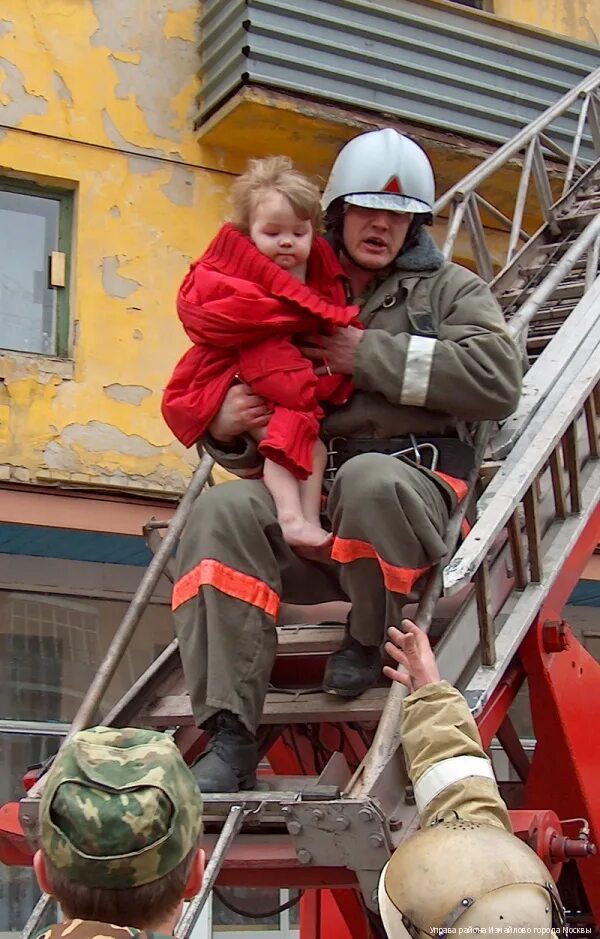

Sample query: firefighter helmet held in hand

[378,819,564,939]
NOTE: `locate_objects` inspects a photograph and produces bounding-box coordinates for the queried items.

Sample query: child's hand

[383,620,441,692]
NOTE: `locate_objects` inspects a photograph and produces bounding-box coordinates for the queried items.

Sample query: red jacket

[162,224,359,479]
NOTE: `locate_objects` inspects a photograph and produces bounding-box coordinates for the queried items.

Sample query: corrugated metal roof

[0,523,152,566]
[198,0,600,148]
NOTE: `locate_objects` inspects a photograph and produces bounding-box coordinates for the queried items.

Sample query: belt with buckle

[325,434,475,482]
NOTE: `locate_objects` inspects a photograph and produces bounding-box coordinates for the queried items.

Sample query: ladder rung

[276,623,346,654]
[140,686,389,727]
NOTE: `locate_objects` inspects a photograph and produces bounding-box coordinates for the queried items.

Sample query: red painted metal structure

[2,510,600,939]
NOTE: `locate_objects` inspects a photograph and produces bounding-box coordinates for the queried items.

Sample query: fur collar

[395,228,445,272]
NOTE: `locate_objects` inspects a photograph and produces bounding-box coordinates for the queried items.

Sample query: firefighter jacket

[203,229,522,476]
[402,679,511,832]
[161,223,359,479]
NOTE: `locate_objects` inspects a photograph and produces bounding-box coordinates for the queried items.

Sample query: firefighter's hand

[300,325,363,376]
[208,383,272,443]
[383,620,441,692]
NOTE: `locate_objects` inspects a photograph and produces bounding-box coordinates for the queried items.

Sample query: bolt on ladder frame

[18,65,600,937]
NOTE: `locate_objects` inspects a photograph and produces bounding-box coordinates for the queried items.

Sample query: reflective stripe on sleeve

[401,335,436,407]
[413,755,496,815]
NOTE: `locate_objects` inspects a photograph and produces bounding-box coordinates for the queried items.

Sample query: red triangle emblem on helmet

[384,175,403,194]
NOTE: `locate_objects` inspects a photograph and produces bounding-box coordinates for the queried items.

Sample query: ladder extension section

[11,65,600,937]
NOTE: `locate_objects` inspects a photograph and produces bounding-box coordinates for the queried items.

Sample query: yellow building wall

[0,0,237,495]
[0,0,596,500]
[493,0,599,44]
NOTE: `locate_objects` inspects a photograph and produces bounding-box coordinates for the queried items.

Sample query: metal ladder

[18,66,600,939]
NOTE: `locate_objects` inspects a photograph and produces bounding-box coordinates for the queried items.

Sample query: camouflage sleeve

[402,680,512,832]
[35,922,140,939]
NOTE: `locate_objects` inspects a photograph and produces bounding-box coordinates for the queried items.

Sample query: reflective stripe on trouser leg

[327,454,454,646]
[173,479,344,734]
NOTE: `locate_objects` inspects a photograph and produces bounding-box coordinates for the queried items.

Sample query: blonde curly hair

[231,156,322,234]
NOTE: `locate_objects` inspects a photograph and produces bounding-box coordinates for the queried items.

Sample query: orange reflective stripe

[331,536,429,595]
[172,558,280,619]
[434,470,469,502]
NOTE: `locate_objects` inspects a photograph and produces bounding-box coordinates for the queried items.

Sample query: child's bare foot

[279,516,333,555]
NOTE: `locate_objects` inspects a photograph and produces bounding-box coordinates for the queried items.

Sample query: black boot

[193,711,258,793]
[323,636,381,697]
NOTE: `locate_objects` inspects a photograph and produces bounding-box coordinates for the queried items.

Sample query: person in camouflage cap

[34,726,205,938]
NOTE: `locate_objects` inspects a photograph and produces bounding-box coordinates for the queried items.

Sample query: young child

[162,156,360,552]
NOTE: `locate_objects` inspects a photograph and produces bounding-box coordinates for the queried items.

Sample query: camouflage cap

[39,726,203,889]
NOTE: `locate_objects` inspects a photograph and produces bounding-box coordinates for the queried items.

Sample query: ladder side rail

[588,92,600,156]
[531,137,560,230]
[505,213,600,339]
[435,77,600,278]
[506,137,536,263]
[585,235,600,290]
[444,338,600,596]
[435,66,600,217]
[21,895,53,939]
[562,93,591,195]
[176,804,246,939]
[346,421,491,800]
[435,417,598,699]
[103,637,181,728]
[464,467,600,717]
[490,275,600,460]
[23,453,213,806]
[61,452,213,744]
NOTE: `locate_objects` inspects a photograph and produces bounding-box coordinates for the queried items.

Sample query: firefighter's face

[342,205,413,270]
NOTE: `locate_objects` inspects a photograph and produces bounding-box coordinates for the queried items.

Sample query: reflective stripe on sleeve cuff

[413,755,495,815]
[401,335,436,406]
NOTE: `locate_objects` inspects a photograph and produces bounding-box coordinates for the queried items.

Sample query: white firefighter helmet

[378,819,564,939]
[321,129,435,216]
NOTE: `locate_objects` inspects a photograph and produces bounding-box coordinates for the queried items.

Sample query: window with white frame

[0,180,73,357]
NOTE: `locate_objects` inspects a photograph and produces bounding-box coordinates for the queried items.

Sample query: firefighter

[379,620,564,938]
[172,128,522,793]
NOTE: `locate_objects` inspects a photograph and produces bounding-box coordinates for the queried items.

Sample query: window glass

[0,184,71,357]
[0,590,174,723]
[0,732,62,933]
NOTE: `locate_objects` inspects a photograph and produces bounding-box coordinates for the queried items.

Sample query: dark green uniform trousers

[173,454,458,734]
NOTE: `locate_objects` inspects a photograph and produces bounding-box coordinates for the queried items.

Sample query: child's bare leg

[299,438,328,528]
[263,458,331,550]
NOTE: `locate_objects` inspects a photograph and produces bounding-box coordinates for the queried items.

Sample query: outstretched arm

[386,621,512,832]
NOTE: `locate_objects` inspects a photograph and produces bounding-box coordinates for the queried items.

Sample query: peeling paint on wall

[161,164,195,206]
[52,70,73,106]
[101,256,141,300]
[127,154,160,175]
[103,383,152,405]
[92,0,197,143]
[101,109,167,158]
[0,56,48,122]
[50,421,164,459]
[1,0,594,502]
